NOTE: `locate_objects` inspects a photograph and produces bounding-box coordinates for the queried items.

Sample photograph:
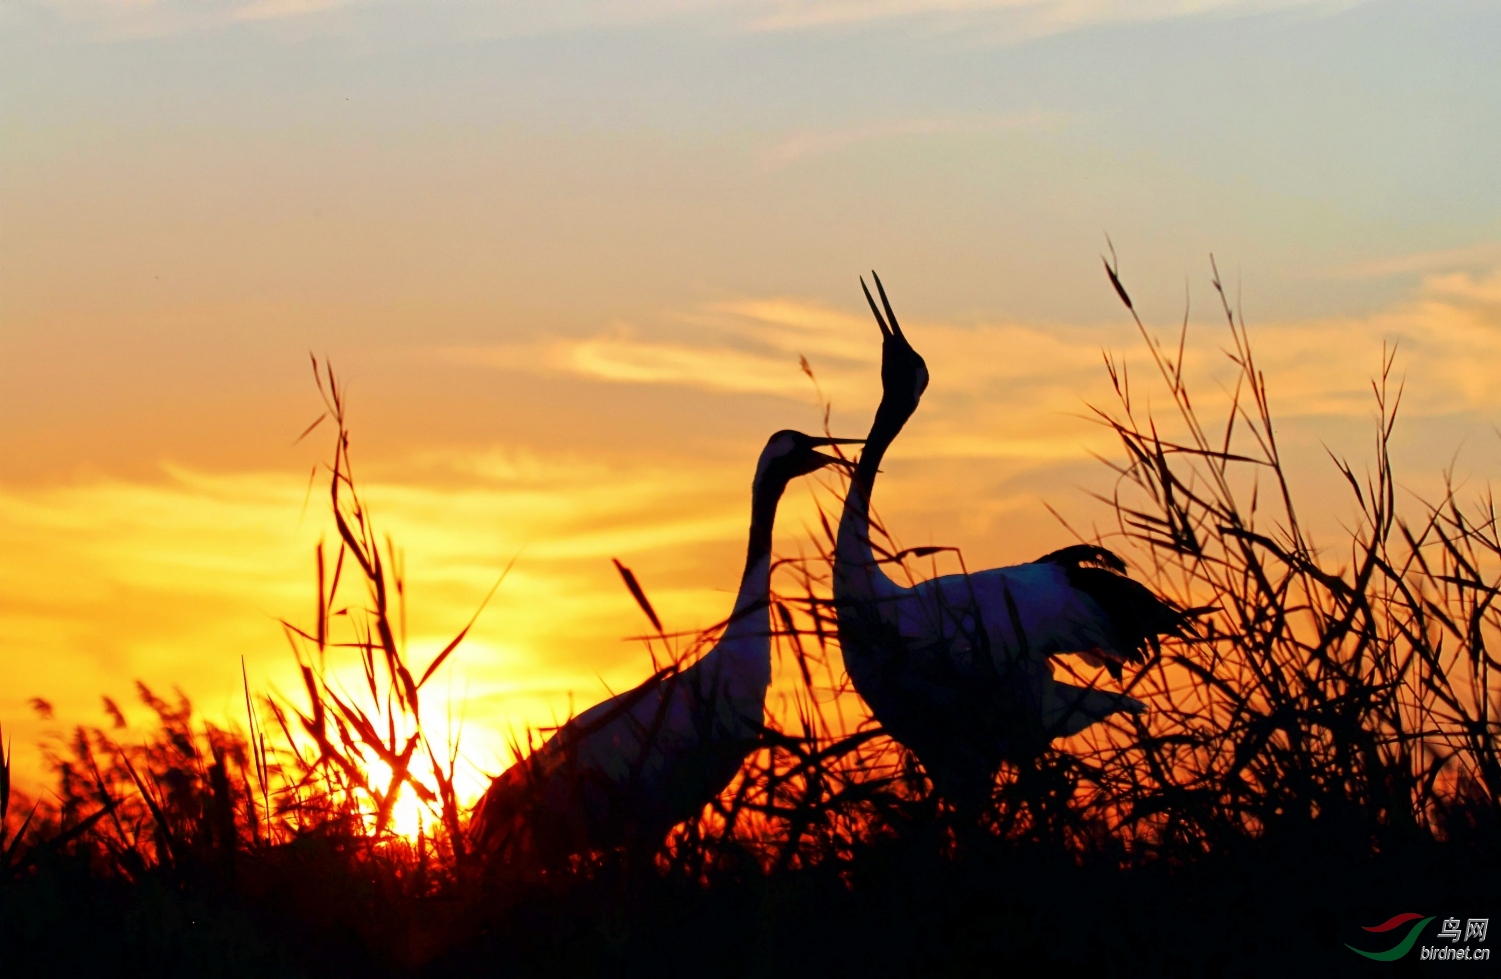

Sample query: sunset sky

[3,0,1499,802]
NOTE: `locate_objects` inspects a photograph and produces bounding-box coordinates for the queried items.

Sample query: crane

[469,429,862,866]
[832,273,1193,809]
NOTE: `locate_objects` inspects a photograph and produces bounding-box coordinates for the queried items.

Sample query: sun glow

[364,758,431,840]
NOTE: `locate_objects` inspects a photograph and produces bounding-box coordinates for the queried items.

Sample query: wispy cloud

[442,300,882,403]
[1219,268,1501,420]
[1332,242,1501,280]
[445,331,842,402]
[231,0,359,22]
[24,0,1370,40]
[447,265,1501,451]
[743,0,1365,32]
[755,111,1064,169]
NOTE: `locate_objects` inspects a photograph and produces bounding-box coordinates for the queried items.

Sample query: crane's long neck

[835,402,908,598]
[717,471,790,666]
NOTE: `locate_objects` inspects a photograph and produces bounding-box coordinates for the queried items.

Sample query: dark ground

[3,825,1495,978]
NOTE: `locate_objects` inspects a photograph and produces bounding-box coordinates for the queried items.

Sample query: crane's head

[754,430,863,490]
[861,271,929,420]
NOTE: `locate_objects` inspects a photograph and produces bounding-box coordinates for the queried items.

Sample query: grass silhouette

[2,269,1497,977]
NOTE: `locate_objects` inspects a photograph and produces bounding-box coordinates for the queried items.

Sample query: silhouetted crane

[832,273,1192,808]
[470,429,861,866]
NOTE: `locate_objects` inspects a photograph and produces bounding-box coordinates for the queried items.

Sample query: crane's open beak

[810,452,855,470]
[807,437,863,473]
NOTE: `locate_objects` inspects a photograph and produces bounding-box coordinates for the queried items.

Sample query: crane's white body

[557,556,772,792]
[478,558,772,861]
[470,431,850,864]
[835,483,1142,760]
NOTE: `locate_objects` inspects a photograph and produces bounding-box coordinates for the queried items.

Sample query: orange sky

[4,0,1501,807]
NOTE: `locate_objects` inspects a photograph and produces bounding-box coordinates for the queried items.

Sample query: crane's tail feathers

[1036,543,1129,575]
[1040,550,1206,675]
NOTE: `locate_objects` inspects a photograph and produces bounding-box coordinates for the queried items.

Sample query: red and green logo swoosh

[1347,913,1435,961]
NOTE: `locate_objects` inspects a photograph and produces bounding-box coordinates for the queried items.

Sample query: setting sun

[363,758,430,840]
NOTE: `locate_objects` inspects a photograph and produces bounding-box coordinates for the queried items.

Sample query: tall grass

[1073,255,1501,858]
[2,272,1498,975]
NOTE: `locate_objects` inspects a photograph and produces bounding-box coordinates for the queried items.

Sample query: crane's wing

[900,552,1192,679]
[900,562,1114,664]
